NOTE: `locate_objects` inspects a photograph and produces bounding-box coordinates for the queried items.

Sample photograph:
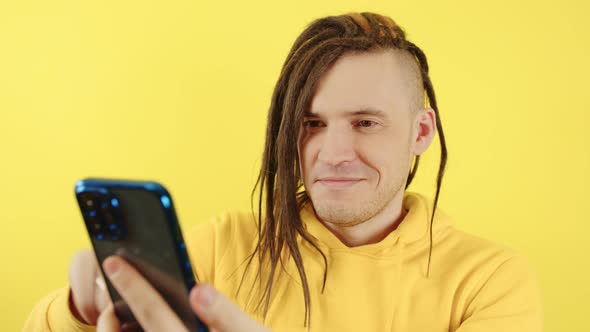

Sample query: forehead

[309,49,417,117]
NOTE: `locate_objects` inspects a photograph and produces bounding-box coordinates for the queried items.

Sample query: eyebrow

[304,107,387,117]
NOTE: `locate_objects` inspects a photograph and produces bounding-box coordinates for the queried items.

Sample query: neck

[321,191,407,247]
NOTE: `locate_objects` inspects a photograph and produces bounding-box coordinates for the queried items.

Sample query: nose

[317,125,356,166]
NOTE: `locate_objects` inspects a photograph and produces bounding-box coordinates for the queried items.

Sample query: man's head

[298,49,436,227]
[248,12,447,325]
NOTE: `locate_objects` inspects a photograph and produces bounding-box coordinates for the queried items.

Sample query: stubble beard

[310,169,408,227]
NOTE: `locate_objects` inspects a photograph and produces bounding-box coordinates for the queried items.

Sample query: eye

[355,120,378,128]
[303,119,325,128]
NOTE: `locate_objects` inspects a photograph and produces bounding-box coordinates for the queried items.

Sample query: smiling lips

[315,177,365,188]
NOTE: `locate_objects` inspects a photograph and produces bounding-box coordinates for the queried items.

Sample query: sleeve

[22,287,96,332]
[185,212,235,285]
[456,254,543,332]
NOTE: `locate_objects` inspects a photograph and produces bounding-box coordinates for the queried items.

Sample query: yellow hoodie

[23,192,543,331]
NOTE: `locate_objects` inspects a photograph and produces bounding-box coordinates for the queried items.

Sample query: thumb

[96,303,120,332]
[190,284,268,332]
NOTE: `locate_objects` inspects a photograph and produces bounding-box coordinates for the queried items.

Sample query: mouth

[315,177,365,189]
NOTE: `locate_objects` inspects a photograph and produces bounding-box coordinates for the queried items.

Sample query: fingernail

[197,285,214,307]
[103,257,120,277]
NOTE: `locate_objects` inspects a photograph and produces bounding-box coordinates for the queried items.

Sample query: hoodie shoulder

[186,210,259,284]
[441,227,519,264]
[437,227,543,330]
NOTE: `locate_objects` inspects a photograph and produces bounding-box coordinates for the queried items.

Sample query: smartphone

[75,178,208,332]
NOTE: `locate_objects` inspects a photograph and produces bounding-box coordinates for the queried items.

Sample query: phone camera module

[78,190,125,241]
[104,194,125,240]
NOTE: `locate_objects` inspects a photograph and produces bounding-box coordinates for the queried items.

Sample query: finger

[97,303,120,332]
[95,275,111,312]
[115,249,195,321]
[190,284,269,332]
[102,256,188,332]
[69,250,101,324]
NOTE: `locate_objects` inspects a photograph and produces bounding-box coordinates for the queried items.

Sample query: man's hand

[97,256,270,332]
[68,250,110,325]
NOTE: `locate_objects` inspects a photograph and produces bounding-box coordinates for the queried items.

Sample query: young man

[24,12,543,331]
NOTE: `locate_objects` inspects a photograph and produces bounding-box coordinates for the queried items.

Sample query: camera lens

[78,193,97,212]
[87,217,103,238]
[110,197,119,208]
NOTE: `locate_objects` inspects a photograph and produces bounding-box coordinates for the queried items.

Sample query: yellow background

[1,0,587,330]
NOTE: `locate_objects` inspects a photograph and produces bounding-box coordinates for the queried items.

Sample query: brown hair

[241,12,448,327]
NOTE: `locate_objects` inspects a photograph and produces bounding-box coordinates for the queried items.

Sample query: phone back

[75,178,207,332]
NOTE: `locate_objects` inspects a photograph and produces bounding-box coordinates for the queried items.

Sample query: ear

[411,108,436,156]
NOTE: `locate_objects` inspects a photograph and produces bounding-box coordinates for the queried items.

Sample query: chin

[310,198,365,223]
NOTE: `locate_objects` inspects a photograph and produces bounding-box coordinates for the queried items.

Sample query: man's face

[298,49,422,226]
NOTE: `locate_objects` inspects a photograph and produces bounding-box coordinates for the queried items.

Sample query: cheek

[298,139,317,182]
[358,133,412,176]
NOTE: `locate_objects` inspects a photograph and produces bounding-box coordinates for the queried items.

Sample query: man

[24,12,543,331]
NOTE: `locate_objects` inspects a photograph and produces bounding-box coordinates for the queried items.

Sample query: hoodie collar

[300,191,452,254]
